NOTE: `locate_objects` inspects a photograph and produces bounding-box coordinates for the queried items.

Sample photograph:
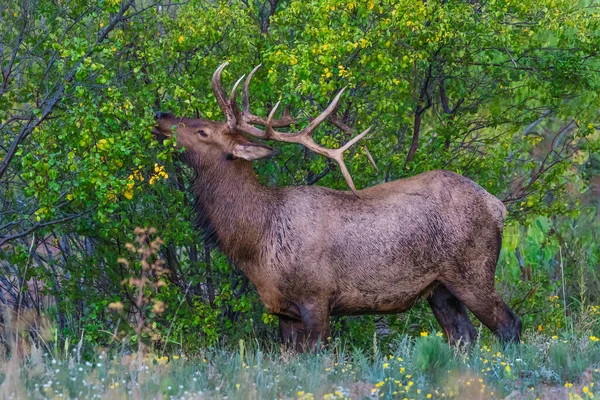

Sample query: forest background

[1,0,600,372]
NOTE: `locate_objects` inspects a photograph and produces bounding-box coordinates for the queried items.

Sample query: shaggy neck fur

[185,150,279,266]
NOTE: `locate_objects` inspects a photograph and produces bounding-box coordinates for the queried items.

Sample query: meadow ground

[1,332,600,400]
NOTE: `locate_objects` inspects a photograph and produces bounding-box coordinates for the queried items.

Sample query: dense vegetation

[1,0,600,397]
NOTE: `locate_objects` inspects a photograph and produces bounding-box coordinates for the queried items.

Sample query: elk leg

[299,303,330,352]
[427,284,477,346]
[444,280,522,344]
[279,315,305,352]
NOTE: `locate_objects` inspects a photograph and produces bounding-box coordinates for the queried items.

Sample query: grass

[2,332,600,399]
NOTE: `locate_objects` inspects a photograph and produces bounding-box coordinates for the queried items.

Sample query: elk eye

[197,130,208,137]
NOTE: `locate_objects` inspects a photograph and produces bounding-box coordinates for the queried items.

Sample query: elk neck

[185,150,280,266]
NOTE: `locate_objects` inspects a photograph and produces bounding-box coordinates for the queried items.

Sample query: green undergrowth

[2,332,600,399]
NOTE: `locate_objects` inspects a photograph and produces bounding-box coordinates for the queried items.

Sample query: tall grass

[2,331,600,399]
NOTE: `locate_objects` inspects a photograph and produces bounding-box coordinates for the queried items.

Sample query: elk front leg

[299,303,330,352]
[279,315,305,352]
[427,283,477,346]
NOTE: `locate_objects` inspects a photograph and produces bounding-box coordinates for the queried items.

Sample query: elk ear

[231,143,280,161]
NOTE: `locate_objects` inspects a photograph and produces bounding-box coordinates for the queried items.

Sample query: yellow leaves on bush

[149,163,168,185]
[338,65,350,78]
[121,164,168,199]
[96,139,108,151]
[122,167,147,199]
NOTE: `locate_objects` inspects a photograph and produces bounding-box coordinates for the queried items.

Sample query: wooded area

[1,0,599,359]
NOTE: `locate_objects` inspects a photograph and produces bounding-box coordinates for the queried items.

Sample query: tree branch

[0,0,136,180]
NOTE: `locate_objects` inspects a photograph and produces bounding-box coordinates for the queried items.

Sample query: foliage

[414,335,453,380]
[0,0,599,357]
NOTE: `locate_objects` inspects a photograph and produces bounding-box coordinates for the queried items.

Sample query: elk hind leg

[279,316,305,353]
[299,302,330,352]
[444,275,522,344]
[427,283,477,346]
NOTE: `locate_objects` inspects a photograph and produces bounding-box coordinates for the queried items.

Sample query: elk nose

[155,111,167,120]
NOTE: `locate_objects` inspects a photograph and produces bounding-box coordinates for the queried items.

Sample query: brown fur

[154,113,522,351]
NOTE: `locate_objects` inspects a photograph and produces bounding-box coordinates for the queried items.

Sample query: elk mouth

[151,126,163,136]
[151,126,168,140]
[152,111,174,139]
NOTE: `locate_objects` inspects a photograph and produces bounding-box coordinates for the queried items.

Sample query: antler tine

[329,114,379,171]
[267,101,281,122]
[243,64,262,113]
[230,74,246,101]
[229,74,246,118]
[239,64,299,129]
[330,126,372,196]
[264,100,282,139]
[338,126,372,154]
[297,87,346,137]
[363,146,379,172]
[212,62,237,130]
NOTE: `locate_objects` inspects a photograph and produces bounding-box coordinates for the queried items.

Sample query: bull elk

[153,62,522,351]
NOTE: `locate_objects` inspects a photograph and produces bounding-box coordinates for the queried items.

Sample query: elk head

[153,62,375,195]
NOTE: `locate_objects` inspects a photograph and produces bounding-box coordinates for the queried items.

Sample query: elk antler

[212,62,239,131]
[213,62,373,196]
[240,64,298,129]
[212,62,298,136]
